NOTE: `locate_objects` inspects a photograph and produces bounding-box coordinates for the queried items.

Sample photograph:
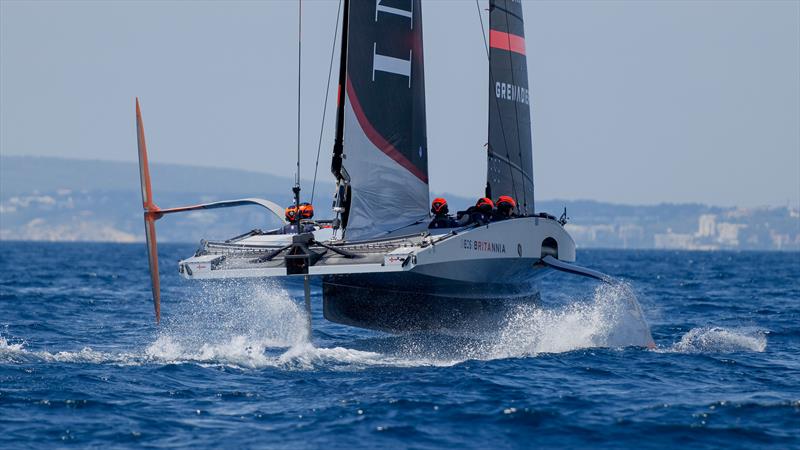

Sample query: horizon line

[2,153,797,210]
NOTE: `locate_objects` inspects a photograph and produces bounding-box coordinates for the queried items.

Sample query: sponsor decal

[385,255,408,265]
[372,0,413,87]
[495,81,529,105]
[462,239,506,254]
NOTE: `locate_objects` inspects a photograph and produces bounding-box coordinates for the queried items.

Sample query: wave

[0,335,137,365]
[143,279,659,368]
[486,281,656,357]
[143,280,309,368]
[668,326,768,353]
[6,280,765,369]
[0,336,25,353]
[2,280,661,369]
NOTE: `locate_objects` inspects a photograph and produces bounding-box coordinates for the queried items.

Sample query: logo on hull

[462,239,506,254]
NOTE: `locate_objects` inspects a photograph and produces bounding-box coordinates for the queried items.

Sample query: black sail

[332,0,430,239]
[486,0,534,215]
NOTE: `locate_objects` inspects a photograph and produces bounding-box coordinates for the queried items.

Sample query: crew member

[429,197,457,229]
[292,202,317,232]
[275,203,315,234]
[285,204,298,222]
[262,203,318,235]
[457,197,495,226]
[298,202,314,220]
[277,204,299,234]
[493,195,516,221]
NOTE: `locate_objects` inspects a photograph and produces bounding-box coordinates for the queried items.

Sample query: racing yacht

[137,0,611,333]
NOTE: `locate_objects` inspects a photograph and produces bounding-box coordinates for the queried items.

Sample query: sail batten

[486,0,535,215]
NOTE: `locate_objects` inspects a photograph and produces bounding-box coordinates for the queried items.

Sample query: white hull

[179,216,575,282]
[178,215,575,332]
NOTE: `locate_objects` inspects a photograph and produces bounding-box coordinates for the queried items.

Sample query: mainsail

[486,0,535,215]
[331,0,429,240]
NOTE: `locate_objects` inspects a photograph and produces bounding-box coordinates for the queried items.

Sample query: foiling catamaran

[137,0,617,334]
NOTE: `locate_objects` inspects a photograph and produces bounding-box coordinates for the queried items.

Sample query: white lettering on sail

[495,81,529,105]
[375,0,413,29]
[373,44,412,88]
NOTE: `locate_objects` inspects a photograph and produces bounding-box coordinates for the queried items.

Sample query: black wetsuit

[429,214,458,229]
[266,223,317,235]
[491,209,513,221]
[456,206,493,226]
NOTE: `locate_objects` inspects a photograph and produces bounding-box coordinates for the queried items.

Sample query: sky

[1,0,798,208]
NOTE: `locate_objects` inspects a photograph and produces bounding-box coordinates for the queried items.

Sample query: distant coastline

[2,156,798,250]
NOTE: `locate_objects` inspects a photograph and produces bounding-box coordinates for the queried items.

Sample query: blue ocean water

[0,242,798,449]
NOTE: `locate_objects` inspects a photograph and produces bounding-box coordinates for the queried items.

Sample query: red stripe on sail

[345,77,428,184]
[489,29,526,56]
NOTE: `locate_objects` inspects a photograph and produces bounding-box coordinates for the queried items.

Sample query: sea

[0,242,798,449]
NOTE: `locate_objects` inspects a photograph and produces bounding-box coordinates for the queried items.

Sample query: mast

[331,0,350,180]
[330,0,351,232]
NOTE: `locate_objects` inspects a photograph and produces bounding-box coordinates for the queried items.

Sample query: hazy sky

[1,0,798,207]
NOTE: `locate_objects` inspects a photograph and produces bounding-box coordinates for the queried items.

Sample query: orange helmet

[476,197,494,212]
[298,202,314,219]
[285,204,298,221]
[496,195,516,209]
[431,197,448,215]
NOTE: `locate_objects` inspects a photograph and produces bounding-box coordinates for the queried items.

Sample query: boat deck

[179,231,447,279]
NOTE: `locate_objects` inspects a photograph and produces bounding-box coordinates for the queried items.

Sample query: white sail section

[342,95,429,240]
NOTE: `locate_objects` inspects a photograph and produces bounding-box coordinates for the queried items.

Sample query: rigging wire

[311,0,343,204]
[502,2,531,214]
[475,0,489,58]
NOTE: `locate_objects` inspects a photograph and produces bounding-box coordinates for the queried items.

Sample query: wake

[143,280,661,368]
[0,281,767,370]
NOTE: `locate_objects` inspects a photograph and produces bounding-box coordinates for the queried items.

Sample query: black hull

[322,272,540,333]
